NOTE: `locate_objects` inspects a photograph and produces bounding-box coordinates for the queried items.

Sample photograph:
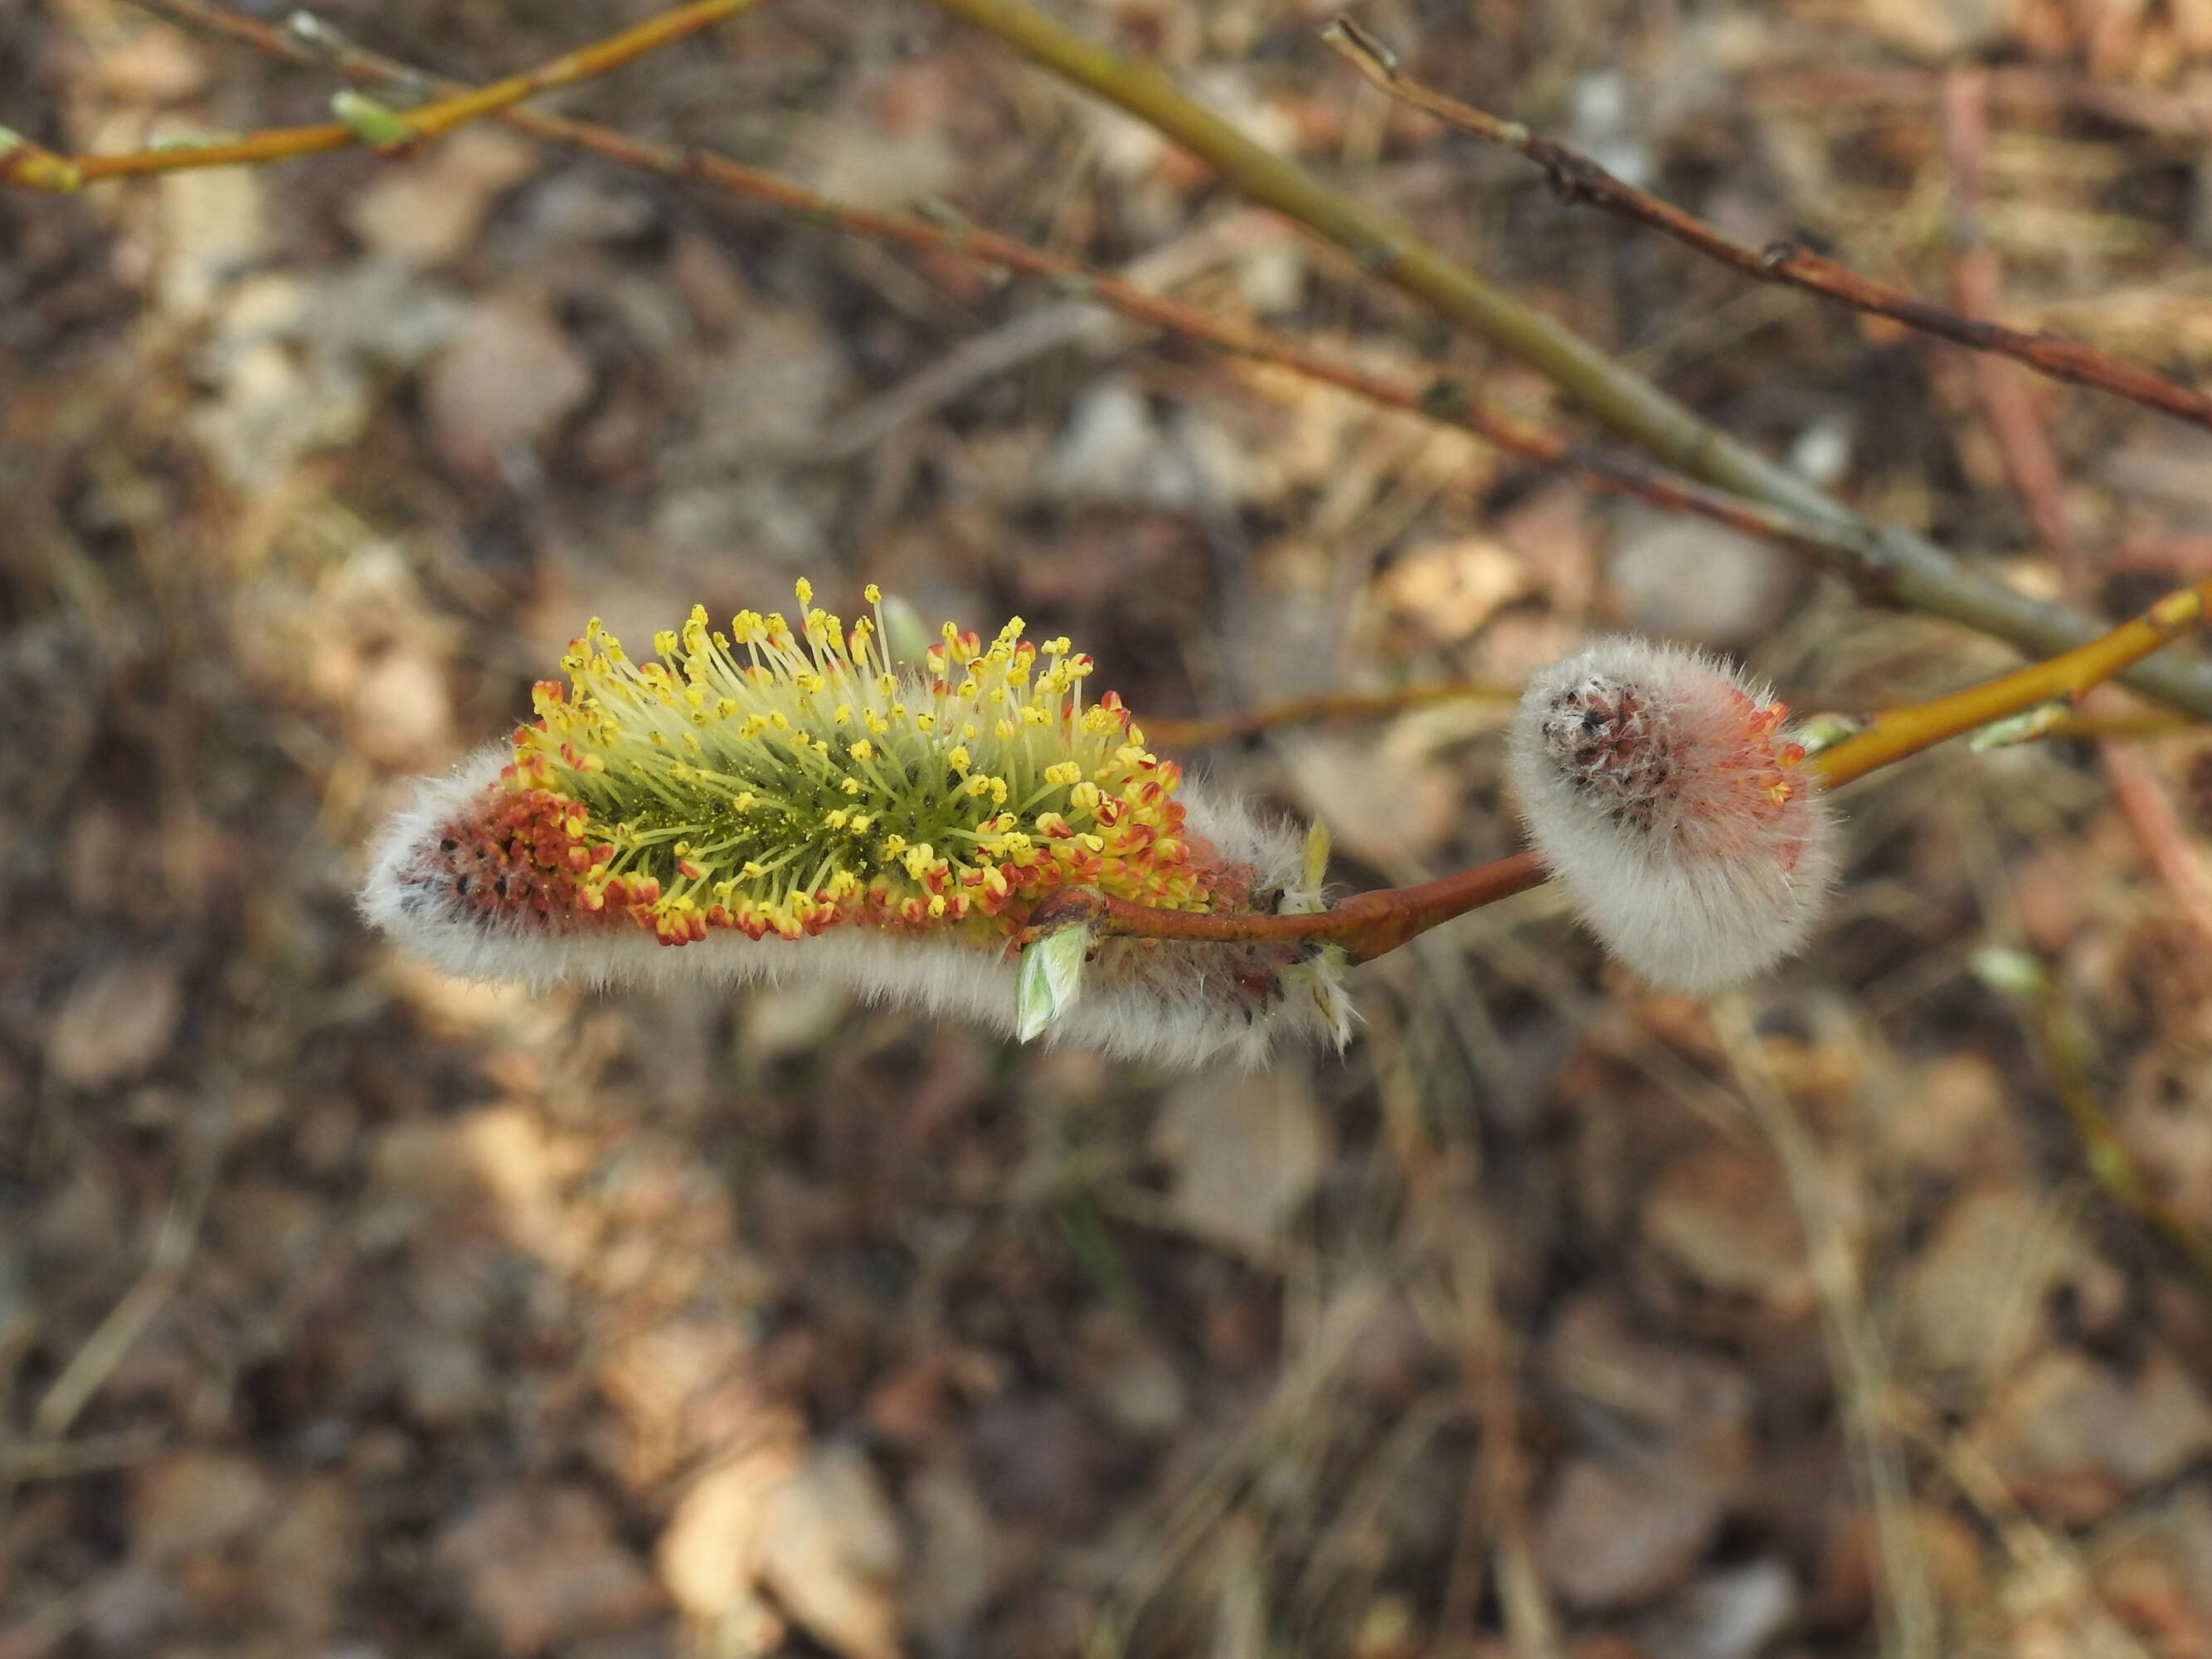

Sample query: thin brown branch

[114,0,2212,720]
[125,2,1903,586]
[1325,15,2212,435]
[1018,851,1549,966]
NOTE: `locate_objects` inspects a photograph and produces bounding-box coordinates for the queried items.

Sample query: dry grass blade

[1714,1002,1939,1659]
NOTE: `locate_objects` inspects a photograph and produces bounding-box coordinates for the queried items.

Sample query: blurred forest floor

[6,0,2212,1655]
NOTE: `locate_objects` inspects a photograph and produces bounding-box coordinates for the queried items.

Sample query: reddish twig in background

[1325,15,2212,436]
[2,0,763,186]
[1942,68,2212,952]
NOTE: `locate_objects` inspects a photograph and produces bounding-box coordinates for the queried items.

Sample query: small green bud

[1968,944,2045,999]
[332,90,416,150]
[1797,712,1868,756]
[1970,701,2069,752]
[1017,922,1091,1041]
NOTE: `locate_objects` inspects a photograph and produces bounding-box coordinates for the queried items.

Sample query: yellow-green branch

[6,0,761,186]
[1812,581,2212,788]
[1046,572,2212,963]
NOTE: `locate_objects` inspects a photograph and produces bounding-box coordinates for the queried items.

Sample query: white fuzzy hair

[359,746,1352,1068]
[1505,636,1838,994]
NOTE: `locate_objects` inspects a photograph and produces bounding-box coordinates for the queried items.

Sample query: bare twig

[1021,849,1550,966]
[95,0,2212,720]
[1325,16,2212,435]
[916,0,2212,720]
[5,0,766,186]
[122,4,1915,598]
[815,207,1286,459]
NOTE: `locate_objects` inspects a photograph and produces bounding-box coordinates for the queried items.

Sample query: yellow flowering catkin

[361,582,1351,1067]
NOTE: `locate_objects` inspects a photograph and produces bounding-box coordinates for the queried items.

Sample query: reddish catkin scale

[1506,637,1838,993]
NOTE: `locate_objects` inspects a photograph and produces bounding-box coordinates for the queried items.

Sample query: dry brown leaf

[435,1485,662,1657]
[47,959,183,1091]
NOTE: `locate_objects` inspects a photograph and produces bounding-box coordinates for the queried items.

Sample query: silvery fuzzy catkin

[1506,636,1837,993]
[359,581,1352,1068]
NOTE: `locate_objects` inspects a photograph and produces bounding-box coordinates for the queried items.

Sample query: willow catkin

[1506,636,1837,992]
[360,581,1351,1067]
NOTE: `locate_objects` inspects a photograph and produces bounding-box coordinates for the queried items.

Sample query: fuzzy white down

[359,746,1350,1068]
[1505,637,1838,993]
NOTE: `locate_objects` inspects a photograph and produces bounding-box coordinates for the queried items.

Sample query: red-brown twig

[1325,15,2212,435]
[3,0,763,187]
[1049,571,2212,963]
[1942,67,2212,952]
[1020,850,1549,966]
